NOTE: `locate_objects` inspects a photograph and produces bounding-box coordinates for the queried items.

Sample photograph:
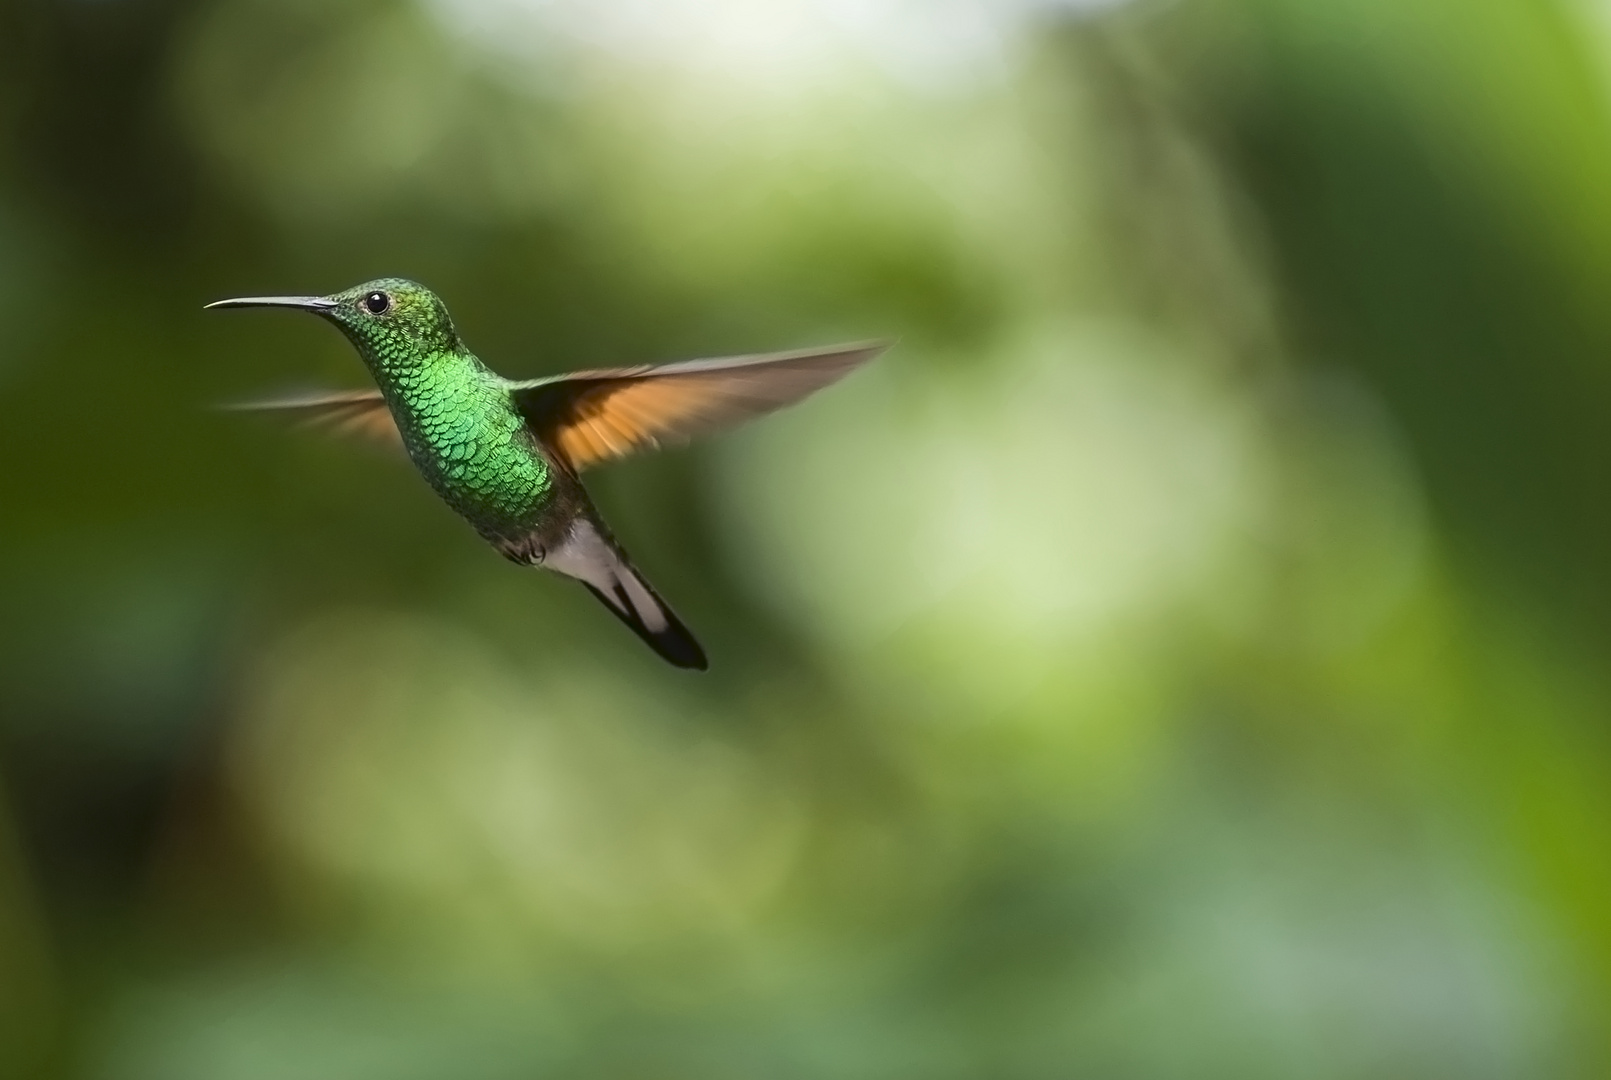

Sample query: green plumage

[320,278,553,540]
[209,277,887,669]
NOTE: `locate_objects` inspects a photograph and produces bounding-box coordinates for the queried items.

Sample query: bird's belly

[405,431,553,539]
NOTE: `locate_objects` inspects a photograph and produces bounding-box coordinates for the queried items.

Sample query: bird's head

[207,278,464,371]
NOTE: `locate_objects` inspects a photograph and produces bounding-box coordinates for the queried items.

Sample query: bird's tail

[541,517,708,670]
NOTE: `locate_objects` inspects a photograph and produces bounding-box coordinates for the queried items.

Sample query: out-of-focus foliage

[4,0,1611,1076]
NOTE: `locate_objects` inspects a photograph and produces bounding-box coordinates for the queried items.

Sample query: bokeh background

[4,0,1611,1076]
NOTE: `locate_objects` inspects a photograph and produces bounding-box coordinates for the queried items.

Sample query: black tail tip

[657,628,710,671]
[580,580,710,671]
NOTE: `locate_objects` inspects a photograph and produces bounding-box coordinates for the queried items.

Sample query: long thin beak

[204,295,339,312]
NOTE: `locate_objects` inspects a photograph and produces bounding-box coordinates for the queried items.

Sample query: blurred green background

[5,0,1611,1076]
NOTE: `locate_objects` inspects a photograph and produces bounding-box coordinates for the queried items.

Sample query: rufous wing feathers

[511,341,888,471]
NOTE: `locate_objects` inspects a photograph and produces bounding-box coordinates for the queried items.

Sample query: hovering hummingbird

[209,278,886,670]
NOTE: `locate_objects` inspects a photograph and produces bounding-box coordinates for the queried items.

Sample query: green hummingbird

[209,278,886,670]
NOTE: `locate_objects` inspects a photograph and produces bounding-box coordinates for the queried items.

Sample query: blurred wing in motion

[510,341,888,472]
[221,388,401,447]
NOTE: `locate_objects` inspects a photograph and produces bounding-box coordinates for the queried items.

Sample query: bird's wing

[222,388,401,447]
[508,341,888,472]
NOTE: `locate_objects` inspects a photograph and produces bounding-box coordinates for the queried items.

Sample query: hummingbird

[209,278,886,670]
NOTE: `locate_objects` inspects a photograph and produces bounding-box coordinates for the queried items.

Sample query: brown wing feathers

[515,342,887,471]
[222,389,401,445]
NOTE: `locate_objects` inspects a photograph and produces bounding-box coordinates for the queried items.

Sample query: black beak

[204,295,339,312]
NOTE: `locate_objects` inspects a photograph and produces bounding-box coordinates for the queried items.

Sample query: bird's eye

[362,291,392,316]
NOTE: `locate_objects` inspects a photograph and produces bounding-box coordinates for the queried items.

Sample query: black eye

[362,291,392,315]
